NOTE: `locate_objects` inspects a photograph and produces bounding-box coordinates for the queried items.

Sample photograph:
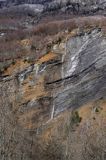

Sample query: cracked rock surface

[0,27,106,160]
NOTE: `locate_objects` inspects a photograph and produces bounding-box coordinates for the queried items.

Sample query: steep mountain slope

[1,25,106,127]
[0,1,106,160]
[0,22,106,159]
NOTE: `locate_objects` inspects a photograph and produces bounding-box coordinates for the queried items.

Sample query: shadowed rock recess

[0,1,106,160]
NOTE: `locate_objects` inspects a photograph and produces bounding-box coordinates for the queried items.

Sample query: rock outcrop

[47,28,106,116]
[0,26,106,160]
[0,28,106,129]
[0,2,106,159]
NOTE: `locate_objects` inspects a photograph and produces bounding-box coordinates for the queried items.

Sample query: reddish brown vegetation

[0,16,106,70]
[32,16,106,36]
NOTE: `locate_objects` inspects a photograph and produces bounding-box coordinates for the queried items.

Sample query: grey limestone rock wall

[45,29,106,116]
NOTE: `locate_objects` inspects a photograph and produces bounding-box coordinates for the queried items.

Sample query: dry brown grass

[32,16,106,36]
[0,16,106,71]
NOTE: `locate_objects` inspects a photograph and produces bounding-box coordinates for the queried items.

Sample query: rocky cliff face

[0,25,106,159]
[1,27,106,125]
[47,28,106,116]
[0,1,106,160]
[0,27,105,121]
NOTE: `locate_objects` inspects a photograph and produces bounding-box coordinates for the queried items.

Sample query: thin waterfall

[61,42,67,79]
[50,89,56,120]
[51,102,55,120]
[45,98,55,124]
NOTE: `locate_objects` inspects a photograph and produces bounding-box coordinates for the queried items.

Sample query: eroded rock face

[0,28,106,159]
[45,29,106,116]
[1,28,106,127]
